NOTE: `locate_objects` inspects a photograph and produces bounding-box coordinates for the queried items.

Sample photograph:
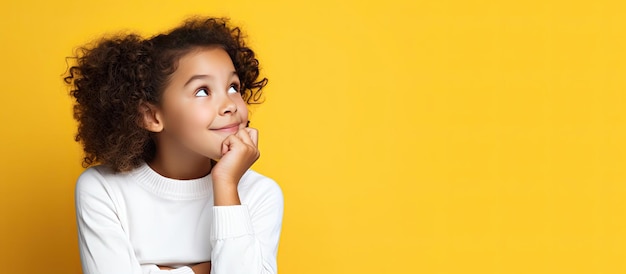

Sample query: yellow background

[1,0,625,273]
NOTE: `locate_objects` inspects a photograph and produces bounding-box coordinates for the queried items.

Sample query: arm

[158,262,211,273]
[210,183,284,274]
[209,127,284,274]
[75,168,197,274]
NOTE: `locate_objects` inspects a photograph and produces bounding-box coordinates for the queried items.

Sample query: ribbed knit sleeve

[210,175,284,274]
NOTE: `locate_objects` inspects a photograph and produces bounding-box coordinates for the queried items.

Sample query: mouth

[210,122,240,133]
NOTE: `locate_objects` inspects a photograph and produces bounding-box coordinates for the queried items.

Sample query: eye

[195,87,209,97]
[228,85,239,94]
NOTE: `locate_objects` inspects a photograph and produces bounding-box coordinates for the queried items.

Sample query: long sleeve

[75,169,196,274]
[210,177,284,274]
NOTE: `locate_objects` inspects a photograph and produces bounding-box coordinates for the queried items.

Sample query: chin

[203,149,224,162]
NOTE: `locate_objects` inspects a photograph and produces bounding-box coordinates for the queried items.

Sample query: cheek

[162,101,213,129]
[238,101,249,121]
[231,95,248,120]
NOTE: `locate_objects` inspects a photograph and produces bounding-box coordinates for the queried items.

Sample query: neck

[148,145,213,180]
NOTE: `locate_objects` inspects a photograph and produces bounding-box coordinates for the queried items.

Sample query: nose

[219,94,237,115]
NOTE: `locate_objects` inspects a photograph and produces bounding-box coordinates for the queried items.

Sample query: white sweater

[75,162,283,274]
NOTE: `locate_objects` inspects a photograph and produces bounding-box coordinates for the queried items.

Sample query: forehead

[172,47,236,77]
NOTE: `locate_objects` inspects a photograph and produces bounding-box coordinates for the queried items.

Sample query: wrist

[211,171,243,186]
[213,183,240,206]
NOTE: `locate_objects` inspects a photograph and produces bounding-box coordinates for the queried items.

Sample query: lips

[211,122,240,132]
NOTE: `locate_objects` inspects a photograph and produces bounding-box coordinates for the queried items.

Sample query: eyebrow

[183,71,239,87]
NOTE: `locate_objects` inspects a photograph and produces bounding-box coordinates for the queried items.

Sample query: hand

[158,262,211,273]
[211,126,259,205]
[191,262,211,274]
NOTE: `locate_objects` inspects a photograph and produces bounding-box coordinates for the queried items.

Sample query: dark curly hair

[64,17,267,172]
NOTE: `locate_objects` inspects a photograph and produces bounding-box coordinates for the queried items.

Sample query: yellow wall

[1,0,625,273]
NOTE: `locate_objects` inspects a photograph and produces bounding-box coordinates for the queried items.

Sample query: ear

[138,102,164,132]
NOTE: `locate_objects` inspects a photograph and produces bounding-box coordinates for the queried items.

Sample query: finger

[235,127,255,147]
[221,137,230,155]
[221,134,242,155]
[244,127,258,147]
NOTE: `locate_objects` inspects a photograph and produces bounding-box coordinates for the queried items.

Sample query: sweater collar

[131,162,212,200]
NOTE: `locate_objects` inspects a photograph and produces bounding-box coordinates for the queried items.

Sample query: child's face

[156,47,249,160]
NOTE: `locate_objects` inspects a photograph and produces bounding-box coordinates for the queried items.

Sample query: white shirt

[75,162,283,274]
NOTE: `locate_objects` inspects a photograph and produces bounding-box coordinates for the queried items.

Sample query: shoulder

[238,170,283,204]
[240,170,282,194]
[76,165,117,188]
[76,166,111,191]
[75,165,130,201]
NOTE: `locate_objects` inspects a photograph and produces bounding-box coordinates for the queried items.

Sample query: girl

[65,17,283,274]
